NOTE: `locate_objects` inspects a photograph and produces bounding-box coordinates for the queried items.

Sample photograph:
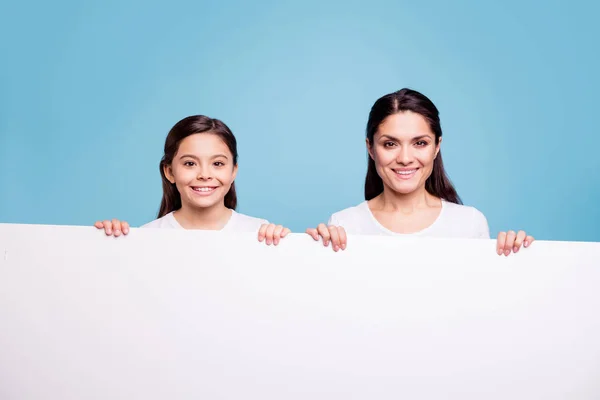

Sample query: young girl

[306,88,535,255]
[95,115,289,246]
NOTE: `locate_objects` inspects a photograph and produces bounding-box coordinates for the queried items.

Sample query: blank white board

[0,223,599,399]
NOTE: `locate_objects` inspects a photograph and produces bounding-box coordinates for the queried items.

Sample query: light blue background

[1,0,598,242]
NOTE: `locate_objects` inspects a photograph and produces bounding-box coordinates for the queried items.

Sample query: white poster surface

[1,223,599,399]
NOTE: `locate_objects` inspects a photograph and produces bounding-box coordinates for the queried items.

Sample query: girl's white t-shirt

[327,200,490,239]
[141,210,268,232]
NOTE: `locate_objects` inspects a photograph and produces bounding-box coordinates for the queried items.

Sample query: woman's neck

[173,202,232,230]
[371,186,440,213]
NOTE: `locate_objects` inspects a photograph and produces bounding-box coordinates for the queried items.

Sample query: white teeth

[395,169,417,175]
[193,187,215,192]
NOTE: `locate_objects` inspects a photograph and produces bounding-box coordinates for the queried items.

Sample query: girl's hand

[94,219,130,237]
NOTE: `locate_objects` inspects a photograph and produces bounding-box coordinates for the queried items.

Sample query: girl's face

[164,133,237,211]
[368,111,440,196]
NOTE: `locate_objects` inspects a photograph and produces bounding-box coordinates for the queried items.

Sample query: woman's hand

[496,230,534,256]
[306,223,347,252]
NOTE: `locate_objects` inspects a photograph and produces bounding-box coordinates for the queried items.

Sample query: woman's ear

[366,138,375,160]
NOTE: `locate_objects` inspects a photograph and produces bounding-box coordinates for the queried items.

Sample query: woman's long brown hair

[364,88,461,204]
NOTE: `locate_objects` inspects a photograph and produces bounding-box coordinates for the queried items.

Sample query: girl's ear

[232,164,238,181]
[163,164,175,184]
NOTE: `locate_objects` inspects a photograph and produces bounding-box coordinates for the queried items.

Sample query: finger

[328,226,341,252]
[112,219,123,237]
[258,224,268,242]
[94,221,104,229]
[121,221,130,235]
[317,223,331,246]
[504,230,517,256]
[273,225,284,245]
[524,235,535,248]
[265,223,276,245]
[103,220,113,236]
[513,230,526,253]
[496,231,506,255]
[305,228,319,241]
[338,226,347,250]
[280,227,291,238]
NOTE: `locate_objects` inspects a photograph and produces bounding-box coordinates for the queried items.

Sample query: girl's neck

[371,185,441,213]
[173,202,233,230]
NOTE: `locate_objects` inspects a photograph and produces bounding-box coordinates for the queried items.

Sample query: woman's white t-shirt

[141,210,268,232]
[328,200,490,239]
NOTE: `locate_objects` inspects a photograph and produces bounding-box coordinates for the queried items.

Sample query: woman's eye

[383,141,396,147]
[415,140,428,147]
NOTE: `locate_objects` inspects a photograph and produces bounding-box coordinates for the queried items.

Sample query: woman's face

[368,111,440,196]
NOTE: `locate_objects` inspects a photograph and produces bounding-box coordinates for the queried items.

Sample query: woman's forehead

[376,112,434,139]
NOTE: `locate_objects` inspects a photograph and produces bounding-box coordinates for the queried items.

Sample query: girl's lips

[190,186,218,195]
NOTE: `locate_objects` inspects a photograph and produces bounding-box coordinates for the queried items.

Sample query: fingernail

[334,245,339,252]
[124,229,129,234]
[513,246,519,253]
[266,240,271,245]
[524,241,529,247]
[497,249,502,256]
[106,229,112,235]
[504,250,510,256]
[342,244,346,250]
[115,230,121,235]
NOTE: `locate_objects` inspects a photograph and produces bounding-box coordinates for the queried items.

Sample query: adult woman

[307,88,533,255]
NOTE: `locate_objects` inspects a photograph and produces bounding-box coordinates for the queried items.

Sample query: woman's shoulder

[443,201,487,220]
[328,201,370,225]
[444,200,483,217]
[441,200,489,238]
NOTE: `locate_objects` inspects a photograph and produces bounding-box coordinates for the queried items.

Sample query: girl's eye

[183,161,196,167]
[213,161,225,167]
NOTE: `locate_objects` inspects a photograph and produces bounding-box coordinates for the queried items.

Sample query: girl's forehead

[177,133,232,156]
